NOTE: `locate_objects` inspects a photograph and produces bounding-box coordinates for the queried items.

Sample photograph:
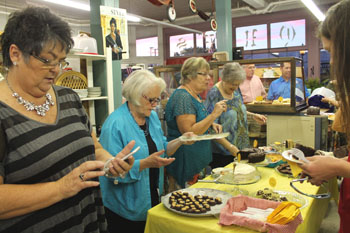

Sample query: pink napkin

[219,195,303,233]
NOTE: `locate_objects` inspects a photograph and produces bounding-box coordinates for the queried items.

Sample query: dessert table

[145,164,339,233]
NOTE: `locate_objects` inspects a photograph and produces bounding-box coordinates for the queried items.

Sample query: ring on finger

[79,173,85,182]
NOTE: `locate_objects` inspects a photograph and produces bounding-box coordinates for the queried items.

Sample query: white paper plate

[161,188,232,217]
[282,149,304,164]
[179,132,229,142]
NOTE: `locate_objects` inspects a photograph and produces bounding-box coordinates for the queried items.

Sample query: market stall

[145,165,339,233]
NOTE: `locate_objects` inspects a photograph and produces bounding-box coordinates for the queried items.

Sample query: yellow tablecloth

[145,165,339,233]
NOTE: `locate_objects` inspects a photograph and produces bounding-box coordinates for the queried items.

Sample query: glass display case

[154,57,308,114]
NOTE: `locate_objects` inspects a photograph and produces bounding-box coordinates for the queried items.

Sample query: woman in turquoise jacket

[99,70,194,233]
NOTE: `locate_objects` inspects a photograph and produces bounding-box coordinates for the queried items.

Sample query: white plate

[254,189,308,209]
[179,132,229,142]
[161,188,232,217]
[282,149,304,164]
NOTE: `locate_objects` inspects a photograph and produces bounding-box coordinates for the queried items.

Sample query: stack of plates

[88,87,102,97]
[73,89,88,98]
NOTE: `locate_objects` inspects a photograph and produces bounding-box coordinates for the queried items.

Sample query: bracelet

[104,158,118,178]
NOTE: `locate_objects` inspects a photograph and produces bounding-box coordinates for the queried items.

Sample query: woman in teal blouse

[165,57,227,189]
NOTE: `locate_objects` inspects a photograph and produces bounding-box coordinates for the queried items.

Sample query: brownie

[248,152,266,163]
[239,148,255,160]
[295,143,316,157]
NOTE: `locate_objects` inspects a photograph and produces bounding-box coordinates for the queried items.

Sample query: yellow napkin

[267,201,301,225]
[287,161,303,178]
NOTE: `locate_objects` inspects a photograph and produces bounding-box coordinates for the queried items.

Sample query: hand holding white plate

[282,148,309,164]
[179,132,229,142]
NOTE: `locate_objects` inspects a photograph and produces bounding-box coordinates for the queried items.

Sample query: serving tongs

[290,177,331,199]
[288,149,331,199]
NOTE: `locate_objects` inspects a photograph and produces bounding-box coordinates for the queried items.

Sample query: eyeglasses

[142,94,161,105]
[31,54,69,69]
[197,72,210,77]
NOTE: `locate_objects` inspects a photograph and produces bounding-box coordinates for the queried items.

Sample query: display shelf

[67,52,106,61]
[67,48,114,134]
[81,96,108,101]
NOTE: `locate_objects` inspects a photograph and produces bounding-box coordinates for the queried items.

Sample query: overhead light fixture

[127,13,202,34]
[300,0,325,21]
[43,0,90,11]
[126,14,141,22]
[242,0,266,9]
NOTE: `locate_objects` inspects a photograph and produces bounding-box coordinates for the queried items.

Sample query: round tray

[254,190,308,209]
[275,165,293,178]
[217,170,261,185]
[161,188,232,217]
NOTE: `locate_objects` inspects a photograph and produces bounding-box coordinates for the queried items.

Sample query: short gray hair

[180,57,210,84]
[122,70,166,106]
[221,62,246,83]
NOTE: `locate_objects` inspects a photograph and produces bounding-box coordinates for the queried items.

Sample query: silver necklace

[6,79,55,116]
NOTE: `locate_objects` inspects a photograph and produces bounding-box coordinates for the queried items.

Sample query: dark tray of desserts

[275,163,293,177]
[237,148,268,166]
[161,188,232,217]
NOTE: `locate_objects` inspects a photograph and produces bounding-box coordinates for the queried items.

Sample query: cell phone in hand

[121,146,140,161]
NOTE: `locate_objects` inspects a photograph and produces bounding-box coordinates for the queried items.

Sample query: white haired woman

[204,62,266,168]
[99,70,195,233]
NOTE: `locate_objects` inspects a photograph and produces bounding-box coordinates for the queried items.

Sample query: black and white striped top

[0,85,108,233]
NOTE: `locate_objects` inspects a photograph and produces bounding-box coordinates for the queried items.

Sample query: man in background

[239,64,267,138]
[239,64,266,103]
[267,62,310,101]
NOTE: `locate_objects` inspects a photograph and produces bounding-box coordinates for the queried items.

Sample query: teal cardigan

[99,102,168,221]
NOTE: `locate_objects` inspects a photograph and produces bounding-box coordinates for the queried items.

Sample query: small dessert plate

[282,148,309,164]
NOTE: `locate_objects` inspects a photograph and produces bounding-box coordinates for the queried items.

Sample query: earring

[13,61,17,66]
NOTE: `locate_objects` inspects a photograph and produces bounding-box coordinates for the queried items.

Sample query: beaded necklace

[6,78,55,116]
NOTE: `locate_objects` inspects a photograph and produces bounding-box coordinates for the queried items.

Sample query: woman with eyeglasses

[0,7,135,233]
[99,69,195,233]
[204,62,266,169]
[165,57,227,191]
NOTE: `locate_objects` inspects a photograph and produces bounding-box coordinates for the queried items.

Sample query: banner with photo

[100,6,129,60]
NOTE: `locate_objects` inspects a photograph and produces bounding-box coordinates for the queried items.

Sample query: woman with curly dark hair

[0,6,134,233]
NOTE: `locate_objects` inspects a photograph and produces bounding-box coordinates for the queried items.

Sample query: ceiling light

[43,0,90,11]
[127,13,202,34]
[126,14,141,22]
[300,0,325,21]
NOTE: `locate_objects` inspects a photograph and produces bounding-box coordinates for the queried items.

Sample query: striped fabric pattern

[0,85,108,233]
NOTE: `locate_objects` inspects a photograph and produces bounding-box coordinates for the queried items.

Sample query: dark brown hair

[319,0,350,138]
[1,7,73,67]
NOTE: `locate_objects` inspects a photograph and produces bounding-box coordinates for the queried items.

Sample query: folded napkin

[219,195,303,233]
